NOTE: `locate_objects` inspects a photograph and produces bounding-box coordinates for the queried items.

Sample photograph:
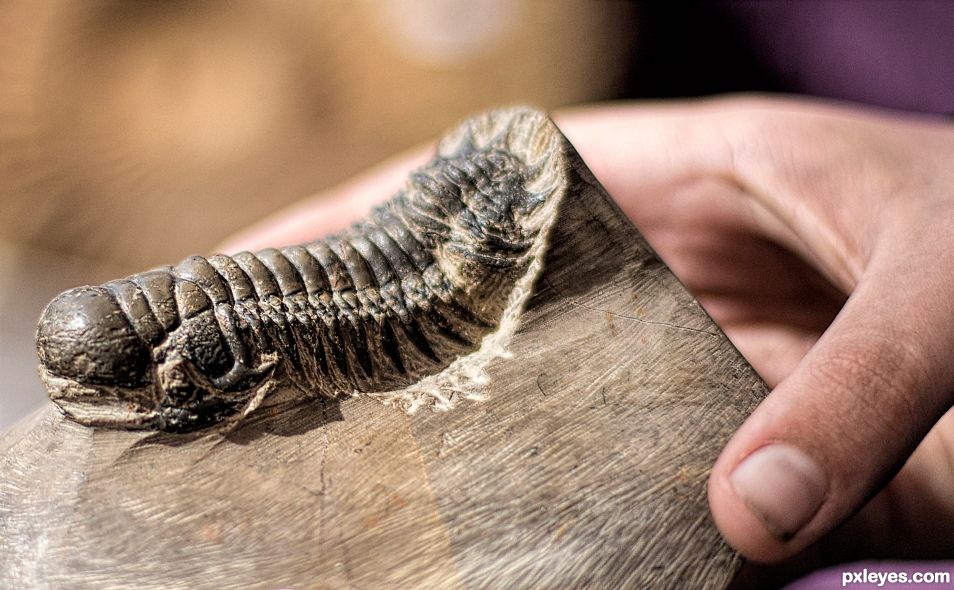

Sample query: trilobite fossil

[36,109,565,432]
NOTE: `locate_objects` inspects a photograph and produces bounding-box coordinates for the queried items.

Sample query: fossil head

[36,285,269,432]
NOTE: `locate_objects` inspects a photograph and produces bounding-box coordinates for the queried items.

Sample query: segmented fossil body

[36,109,565,432]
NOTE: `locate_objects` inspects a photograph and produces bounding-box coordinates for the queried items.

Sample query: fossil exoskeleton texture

[35,110,564,432]
[9,108,770,589]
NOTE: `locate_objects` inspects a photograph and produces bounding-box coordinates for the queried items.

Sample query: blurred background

[0,0,645,429]
[2,1,952,430]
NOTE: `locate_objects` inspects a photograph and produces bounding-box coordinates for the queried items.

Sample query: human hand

[220,96,954,566]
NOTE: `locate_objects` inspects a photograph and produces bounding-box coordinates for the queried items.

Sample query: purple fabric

[784,561,954,590]
[722,0,954,115]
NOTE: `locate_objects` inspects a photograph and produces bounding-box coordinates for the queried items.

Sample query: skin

[220,95,954,574]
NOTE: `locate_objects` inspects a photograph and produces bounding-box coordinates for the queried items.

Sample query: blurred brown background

[0,0,641,429]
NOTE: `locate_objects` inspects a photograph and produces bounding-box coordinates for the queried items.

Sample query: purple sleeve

[784,561,954,590]
[721,1,954,115]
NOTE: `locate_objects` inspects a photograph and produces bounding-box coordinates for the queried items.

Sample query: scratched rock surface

[0,109,768,589]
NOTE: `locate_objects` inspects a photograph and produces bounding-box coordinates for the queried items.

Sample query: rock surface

[0,109,767,589]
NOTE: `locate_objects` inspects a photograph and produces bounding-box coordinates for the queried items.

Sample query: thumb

[708,247,954,562]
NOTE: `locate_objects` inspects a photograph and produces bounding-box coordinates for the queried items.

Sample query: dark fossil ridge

[36,109,565,432]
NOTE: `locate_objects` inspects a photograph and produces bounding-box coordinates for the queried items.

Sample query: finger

[708,239,954,562]
[561,99,954,562]
[216,143,433,253]
[555,100,737,220]
[557,100,847,386]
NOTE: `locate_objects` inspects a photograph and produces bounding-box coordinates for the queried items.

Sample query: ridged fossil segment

[4,108,769,589]
[36,111,564,432]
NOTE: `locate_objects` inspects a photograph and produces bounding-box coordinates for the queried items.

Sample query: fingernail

[729,443,828,540]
